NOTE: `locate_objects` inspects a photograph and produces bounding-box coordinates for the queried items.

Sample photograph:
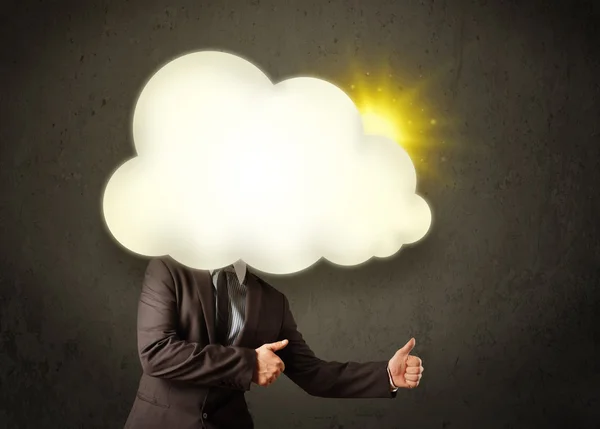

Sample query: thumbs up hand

[388,338,424,389]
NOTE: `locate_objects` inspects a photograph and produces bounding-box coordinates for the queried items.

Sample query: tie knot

[219,265,235,281]
[222,264,236,274]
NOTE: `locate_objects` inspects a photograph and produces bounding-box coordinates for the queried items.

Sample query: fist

[388,338,424,389]
[252,339,289,387]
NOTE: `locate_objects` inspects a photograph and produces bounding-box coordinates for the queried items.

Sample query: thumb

[264,339,289,351]
[397,337,416,357]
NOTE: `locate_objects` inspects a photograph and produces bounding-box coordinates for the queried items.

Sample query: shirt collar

[209,260,247,284]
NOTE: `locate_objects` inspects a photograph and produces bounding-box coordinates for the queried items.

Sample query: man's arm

[136,258,257,390]
[276,294,397,399]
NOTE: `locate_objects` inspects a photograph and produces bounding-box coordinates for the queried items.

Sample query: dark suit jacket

[124,257,396,429]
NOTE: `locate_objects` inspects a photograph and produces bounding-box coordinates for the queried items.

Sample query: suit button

[202,413,208,419]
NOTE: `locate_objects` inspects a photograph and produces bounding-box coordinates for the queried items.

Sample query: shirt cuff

[387,366,399,392]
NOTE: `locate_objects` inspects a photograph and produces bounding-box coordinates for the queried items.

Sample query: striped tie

[215,268,232,345]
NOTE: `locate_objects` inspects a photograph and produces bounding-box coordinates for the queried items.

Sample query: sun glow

[361,108,402,143]
[343,68,441,174]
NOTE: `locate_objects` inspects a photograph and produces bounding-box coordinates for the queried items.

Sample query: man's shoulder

[147,256,209,273]
[249,271,286,297]
[145,258,286,298]
[146,255,182,272]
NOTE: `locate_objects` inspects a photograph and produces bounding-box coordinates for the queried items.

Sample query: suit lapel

[233,270,262,348]
[195,270,217,344]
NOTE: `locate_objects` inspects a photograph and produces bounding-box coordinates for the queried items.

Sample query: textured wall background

[1,0,599,428]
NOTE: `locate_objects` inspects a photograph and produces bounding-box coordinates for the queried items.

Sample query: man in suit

[124,257,424,429]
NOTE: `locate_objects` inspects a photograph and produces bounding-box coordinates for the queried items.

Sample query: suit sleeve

[277,294,397,399]
[136,258,257,390]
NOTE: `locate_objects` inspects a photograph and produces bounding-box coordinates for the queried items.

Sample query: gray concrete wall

[1,0,598,427]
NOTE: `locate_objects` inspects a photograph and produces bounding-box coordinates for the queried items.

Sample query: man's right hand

[252,339,289,387]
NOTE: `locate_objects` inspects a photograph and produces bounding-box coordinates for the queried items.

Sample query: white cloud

[102,51,431,274]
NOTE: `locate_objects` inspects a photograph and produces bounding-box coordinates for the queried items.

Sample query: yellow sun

[346,73,419,153]
[361,108,402,143]
[339,64,446,180]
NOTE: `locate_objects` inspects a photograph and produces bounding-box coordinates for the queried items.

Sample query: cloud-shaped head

[102,51,431,274]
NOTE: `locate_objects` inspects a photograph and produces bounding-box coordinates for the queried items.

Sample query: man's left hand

[388,337,424,389]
